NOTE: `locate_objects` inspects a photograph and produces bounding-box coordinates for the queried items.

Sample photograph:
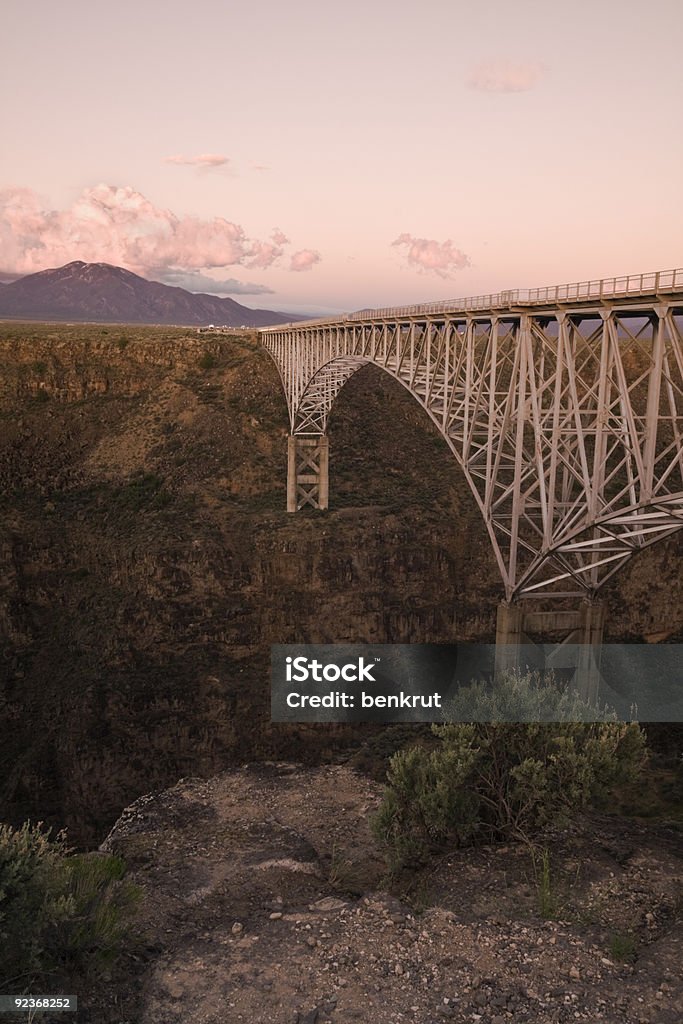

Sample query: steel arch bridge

[259,269,683,609]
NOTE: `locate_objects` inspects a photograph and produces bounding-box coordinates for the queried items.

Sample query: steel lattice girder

[260,291,683,601]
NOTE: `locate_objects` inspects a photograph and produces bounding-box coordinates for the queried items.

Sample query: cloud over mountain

[158,269,275,295]
[0,184,321,284]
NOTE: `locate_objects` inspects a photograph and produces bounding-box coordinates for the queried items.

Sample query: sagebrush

[0,822,139,989]
[373,674,647,868]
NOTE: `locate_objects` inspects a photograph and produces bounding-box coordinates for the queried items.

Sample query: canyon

[0,322,681,847]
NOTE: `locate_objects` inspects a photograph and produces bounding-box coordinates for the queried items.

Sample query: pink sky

[2,0,682,314]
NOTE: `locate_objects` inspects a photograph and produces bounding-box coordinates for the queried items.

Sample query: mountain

[0,261,303,326]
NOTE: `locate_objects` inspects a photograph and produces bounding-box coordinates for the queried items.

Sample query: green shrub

[0,823,138,990]
[0,823,70,987]
[532,846,557,919]
[199,351,217,370]
[51,854,138,976]
[372,676,647,869]
[110,472,172,514]
[373,733,481,868]
[609,931,637,961]
[442,669,621,723]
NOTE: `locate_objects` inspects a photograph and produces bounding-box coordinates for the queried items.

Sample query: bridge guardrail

[259,268,683,331]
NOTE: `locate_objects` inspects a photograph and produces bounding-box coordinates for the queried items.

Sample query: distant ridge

[0,261,303,326]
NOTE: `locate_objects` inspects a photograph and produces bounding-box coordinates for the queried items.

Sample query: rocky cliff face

[0,322,681,845]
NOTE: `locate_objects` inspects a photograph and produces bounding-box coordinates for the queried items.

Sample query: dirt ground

[69,762,683,1024]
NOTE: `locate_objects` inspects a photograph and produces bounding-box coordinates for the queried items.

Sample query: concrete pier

[495,600,605,704]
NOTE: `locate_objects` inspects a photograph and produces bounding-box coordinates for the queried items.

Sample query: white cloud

[271,227,289,245]
[246,240,284,269]
[467,59,546,93]
[156,269,275,295]
[289,249,322,272]
[392,233,470,278]
[164,153,231,168]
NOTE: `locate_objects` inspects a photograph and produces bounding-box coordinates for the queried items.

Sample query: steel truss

[260,274,683,601]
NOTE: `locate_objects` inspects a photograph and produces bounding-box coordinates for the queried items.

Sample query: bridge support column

[575,601,605,706]
[494,600,605,706]
[287,434,329,512]
[494,602,524,678]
